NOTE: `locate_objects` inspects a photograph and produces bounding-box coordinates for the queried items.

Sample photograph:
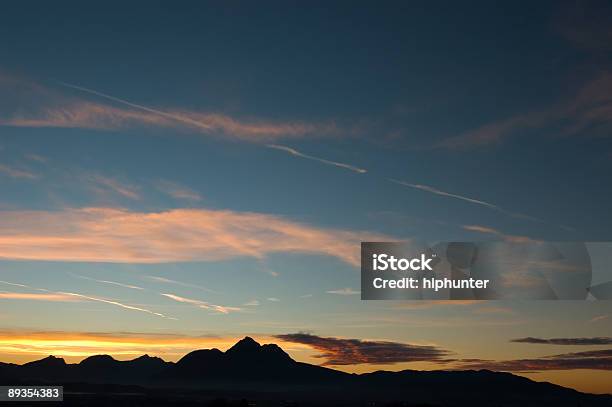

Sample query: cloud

[326,288,360,295]
[0,75,343,142]
[436,73,612,149]
[462,225,533,243]
[0,280,171,319]
[69,274,144,291]
[275,333,450,366]
[0,164,38,179]
[84,174,140,200]
[390,179,553,227]
[511,337,612,345]
[267,144,367,174]
[145,276,216,293]
[243,300,259,306]
[0,292,82,302]
[160,293,240,314]
[60,292,172,319]
[266,297,280,302]
[590,315,609,323]
[155,180,202,202]
[389,179,498,209]
[456,349,612,371]
[0,207,392,266]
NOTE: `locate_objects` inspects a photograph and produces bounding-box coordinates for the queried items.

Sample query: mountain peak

[24,355,66,367]
[227,336,261,353]
[79,354,117,366]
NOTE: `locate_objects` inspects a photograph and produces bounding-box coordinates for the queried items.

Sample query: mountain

[0,337,610,407]
[159,336,348,386]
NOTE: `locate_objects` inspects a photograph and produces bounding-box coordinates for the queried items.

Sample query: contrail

[56,81,567,230]
[57,81,213,131]
[145,275,218,294]
[267,144,367,174]
[58,82,369,176]
[0,279,172,319]
[388,178,561,227]
[0,280,29,288]
[69,273,144,290]
[60,291,174,319]
[389,179,498,209]
[160,293,241,314]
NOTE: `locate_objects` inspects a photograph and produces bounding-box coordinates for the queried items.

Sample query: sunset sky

[1,0,611,394]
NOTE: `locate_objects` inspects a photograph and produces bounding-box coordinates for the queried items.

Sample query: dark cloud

[512,337,612,345]
[275,333,450,366]
[457,349,612,372]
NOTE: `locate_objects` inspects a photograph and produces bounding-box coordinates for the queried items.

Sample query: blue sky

[0,0,611,394]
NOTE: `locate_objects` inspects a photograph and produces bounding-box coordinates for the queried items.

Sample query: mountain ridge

[0,337,610,406]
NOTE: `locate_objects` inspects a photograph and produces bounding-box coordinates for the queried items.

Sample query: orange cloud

[85,174,140,200]
[0,292,81,302]
[0,74,346,142]
[160,293,241,314]
[0,207,393,266]
[155,180,202,202]
[437,73,612,149]
[462,224,534,243]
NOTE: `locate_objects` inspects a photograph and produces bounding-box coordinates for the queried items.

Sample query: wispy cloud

[85,174,140,200]
[590,315,609,323]
[511,337,612,345]
[275,333,450,366]
[0,75,344,142]
[436,73,612,149]
[326,288,360,295]
[0,164,38,179]
[243,300,260,306]
[160,293,241,314]
[155,180,202,202]
[456,349,612,371]
[0,207,392,266]
[0,292,82,302]
[462,225,533,243]
[267,297,280,302]
[267,144,367,174]
[0,280,171,319]
[145,276,216,293]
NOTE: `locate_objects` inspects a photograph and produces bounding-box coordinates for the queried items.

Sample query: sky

[0,0,612,394]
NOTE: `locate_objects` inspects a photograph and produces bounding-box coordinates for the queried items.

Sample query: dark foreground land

[1,337,610,407]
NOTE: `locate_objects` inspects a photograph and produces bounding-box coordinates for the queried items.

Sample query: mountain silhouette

[0,337,610,406]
